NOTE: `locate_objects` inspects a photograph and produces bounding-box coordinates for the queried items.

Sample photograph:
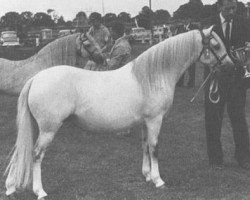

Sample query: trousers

[204,69,250,164]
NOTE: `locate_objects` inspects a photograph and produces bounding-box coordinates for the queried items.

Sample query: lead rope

[190,69,220,104]
[209,77,220,103]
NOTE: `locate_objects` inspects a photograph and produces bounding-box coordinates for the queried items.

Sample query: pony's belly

[75,107,142,133]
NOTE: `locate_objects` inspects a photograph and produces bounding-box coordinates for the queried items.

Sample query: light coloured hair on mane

[132,30,198,94]
[31,34,79,67]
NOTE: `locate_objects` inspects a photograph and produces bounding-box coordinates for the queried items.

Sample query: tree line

[0,0,248,35]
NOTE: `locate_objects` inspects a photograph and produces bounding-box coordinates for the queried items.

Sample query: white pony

[0,33,102,95]
[5,27,233,200]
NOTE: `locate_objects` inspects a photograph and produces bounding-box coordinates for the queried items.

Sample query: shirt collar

[220,13,232,24]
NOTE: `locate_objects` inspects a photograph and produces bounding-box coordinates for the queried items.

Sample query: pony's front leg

[146,116,165,188]
[141,123,151,182]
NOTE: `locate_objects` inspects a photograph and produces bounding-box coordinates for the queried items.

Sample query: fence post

[142,37,145,44]
[35,38,40,46]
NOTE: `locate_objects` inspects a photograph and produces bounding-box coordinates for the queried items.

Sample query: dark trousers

[204,71,250,164]
[177,63,196,87]
[187,63,196,87]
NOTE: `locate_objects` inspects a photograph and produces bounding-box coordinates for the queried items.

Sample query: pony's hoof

[38,196,49,200]
[37,190,48,200]
[38,195,48,200]
[38,198,47,200]
[6,193,18,200]
[155,179,165,188]
[157,184,166,190]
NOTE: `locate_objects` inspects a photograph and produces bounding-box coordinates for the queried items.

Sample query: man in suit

[204,0,250,169]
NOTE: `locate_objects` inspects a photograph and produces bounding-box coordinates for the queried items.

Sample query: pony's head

[76,33,106,65]
[198,26,234,70]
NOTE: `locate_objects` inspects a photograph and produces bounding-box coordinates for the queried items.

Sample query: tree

[102,13,117,26]
[200,4,217,19]
[32,12,55,27]
[118,12,131,23]
[0,12,22,31]
[236,1,247,17]
[20,11,33,29]
[65,20,74,29]
[173,1,203,20]
[55,16,66,28]
[154,9,171,24]
[136,6,154,29]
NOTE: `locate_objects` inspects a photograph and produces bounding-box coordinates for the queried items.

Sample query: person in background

[85,20,131,72]
[88,12,111,53]
[107,20,131,70]
[204,0,250,169]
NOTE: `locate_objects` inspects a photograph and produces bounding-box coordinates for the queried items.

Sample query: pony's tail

[5,78,36,189]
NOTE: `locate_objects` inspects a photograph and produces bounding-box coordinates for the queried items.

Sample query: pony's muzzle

[91,52,106,65]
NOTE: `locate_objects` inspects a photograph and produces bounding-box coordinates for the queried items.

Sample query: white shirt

[220,13,233,40]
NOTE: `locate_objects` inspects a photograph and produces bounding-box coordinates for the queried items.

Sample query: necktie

[225,21,230,45]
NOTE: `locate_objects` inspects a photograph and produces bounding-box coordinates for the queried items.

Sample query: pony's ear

[203,25,220,50]
[205,25,214,35]
[209,25,215,33]
[203,25,214,35]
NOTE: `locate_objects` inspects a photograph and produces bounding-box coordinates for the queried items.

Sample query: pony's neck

[0,34,85,96]
[131,30,202,96]
[166,30,202,89]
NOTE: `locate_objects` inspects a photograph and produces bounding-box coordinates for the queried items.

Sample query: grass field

[0,43,250,200]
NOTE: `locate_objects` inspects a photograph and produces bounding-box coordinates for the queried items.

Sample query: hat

[89,12,102,22]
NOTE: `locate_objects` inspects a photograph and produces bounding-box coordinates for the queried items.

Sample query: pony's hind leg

[146,116,165,188]
[33,130,57,200]
[141,123,151,182]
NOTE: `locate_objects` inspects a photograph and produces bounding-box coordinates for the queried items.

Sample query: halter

[78,33,106,65]
[191,30,228,103]
[78,32,95,61]
[197,29,227,68]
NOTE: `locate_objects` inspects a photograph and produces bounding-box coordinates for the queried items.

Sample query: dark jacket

[212,15,250,54]
[205,15,250,79]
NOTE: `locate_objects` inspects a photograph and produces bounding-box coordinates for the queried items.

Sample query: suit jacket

[212,15,250,54]
[205,15,250,80]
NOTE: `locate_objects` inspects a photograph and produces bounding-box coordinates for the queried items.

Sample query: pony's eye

[214,44,220,50]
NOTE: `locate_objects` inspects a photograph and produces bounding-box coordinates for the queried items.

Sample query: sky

[0,0,249,21]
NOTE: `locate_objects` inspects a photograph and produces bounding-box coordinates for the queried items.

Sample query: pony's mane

[31,34,79,66]
[131,30,199,94]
